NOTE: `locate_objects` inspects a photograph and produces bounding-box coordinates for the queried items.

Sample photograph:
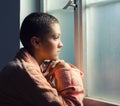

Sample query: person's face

[40,23,63,61]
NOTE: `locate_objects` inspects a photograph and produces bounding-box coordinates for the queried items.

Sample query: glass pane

[86,2,120,104]
[45,0,75,64]
[86,0,113,4]
[46,0,69,11]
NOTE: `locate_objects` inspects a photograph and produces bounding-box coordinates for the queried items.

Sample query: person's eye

[54,36,60,40]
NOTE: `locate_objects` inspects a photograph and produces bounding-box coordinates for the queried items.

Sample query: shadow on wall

[0,0,20,70]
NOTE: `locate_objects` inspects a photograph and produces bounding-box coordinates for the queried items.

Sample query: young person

[0,12,84,106]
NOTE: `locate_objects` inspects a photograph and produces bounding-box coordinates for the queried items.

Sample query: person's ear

[30,36,41,47]
[35,40,40,44]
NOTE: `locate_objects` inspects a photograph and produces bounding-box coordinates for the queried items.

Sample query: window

[41,0,120,105]
[41,0,75,64]
[81,0,120,105]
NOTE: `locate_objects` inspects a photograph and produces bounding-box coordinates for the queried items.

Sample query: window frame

[75,0,120,105]
[40,0,120,105]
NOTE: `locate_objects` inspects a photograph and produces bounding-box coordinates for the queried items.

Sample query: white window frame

[75,0,120,105]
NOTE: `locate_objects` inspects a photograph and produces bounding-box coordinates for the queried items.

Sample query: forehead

[41,23,61,40]
[47,23,61,36]
[50,23,61,33]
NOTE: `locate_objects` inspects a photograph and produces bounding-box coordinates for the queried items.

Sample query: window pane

[86,2,120,104]
[46,0,69,10]
[45,0,75,64]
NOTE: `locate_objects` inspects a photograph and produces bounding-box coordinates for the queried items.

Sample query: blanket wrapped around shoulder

[43,63,84,106]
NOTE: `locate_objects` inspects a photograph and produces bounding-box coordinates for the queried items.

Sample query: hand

[52,60,71,71]
[42,60,71,77]
[42,60,60,73]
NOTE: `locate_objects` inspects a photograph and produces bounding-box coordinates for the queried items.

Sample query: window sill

[83,97,119,106]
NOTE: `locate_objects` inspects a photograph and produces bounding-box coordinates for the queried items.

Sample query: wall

[0,0,40,70]
[0,0,20,70]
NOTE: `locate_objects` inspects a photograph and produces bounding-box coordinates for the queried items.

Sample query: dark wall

[0,0,20,70]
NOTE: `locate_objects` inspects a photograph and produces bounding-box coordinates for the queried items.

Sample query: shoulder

[0,58,35,87]
[1,59,22,71]
[0,59,27,79]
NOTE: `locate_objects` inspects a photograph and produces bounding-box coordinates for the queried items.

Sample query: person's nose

[58,39,63,48]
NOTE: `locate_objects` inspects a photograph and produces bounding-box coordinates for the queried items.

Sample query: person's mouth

[57,50,60,53]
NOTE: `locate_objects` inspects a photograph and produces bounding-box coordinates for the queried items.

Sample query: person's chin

[51,56,59,61]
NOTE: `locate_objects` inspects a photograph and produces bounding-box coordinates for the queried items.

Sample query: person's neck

[27,48,43,66]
